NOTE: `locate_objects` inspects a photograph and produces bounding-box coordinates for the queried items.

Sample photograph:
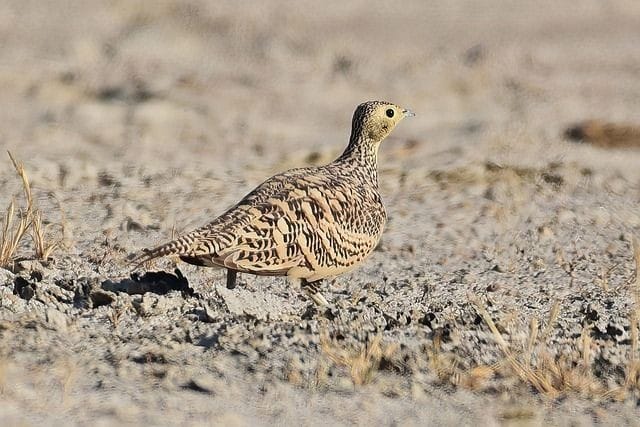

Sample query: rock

[90,289,116,307]
[0,268,15,286]
[13,277,36,301]
[15,260,47,275]
[201,303,218,323]
[132,294,156,317]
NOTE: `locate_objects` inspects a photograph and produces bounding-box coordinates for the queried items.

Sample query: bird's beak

[402,109,415,118]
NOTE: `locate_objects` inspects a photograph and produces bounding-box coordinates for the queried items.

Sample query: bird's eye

[386,108,394,118]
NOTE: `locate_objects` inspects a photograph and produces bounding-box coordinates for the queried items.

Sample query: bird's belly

[288,261,366,282]
[287,226,383,281]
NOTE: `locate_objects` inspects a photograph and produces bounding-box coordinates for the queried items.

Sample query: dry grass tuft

[31,209,58,260]
[320,334,399,386]
[524,318,539,366]
[425,331,462,386]
[541,300,560,339]
[620,236,640,397]
[0,197,30,268]
[107,304,126,329]
[0,152,59,268]
[458,365,495,391]
[470,296,607,400]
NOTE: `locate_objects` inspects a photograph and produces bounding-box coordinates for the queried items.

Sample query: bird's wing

[205,169,343,275]
[130,167,318,269]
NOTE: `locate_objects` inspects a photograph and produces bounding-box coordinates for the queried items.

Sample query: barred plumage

[132,101,414,305]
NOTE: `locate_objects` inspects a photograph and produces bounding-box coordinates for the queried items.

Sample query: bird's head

[351,100,414,143]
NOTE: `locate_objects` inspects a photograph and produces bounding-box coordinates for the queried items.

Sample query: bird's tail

[129,235,196,270]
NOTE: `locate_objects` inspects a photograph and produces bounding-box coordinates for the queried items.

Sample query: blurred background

[2,0,639,167]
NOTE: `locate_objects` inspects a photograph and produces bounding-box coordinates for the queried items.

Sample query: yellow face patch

[358,102,412,142]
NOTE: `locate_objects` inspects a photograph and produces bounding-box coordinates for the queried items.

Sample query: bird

[132,101,414,306]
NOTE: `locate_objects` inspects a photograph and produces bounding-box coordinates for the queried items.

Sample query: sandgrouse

[133,101,414,305]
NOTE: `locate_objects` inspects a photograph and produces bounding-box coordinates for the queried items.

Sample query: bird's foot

[307,290,329,307]
[301,279,329,307]
[226,269,238,290]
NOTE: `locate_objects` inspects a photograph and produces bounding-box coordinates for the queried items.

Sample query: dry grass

[617,236,640,398]
[0,197,30,269]
[541,300,561,340]
[464,241,640,402]
[632,236,640,291]
[0,152,59,268]
[425,330,463,386]
[107,303,127,329]
[320,334,399,386]
[31,209,58,260]
[470,296,605,399]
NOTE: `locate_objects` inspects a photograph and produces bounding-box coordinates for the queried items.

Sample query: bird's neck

[337,134,381,185]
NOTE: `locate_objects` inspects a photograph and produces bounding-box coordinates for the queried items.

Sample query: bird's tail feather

[129,236,194,270]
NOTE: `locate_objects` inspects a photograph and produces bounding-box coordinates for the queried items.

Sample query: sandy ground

[1,1,640,425]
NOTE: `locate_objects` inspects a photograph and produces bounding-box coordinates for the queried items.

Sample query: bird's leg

[226,269,238,289]
[301,279,328,306]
